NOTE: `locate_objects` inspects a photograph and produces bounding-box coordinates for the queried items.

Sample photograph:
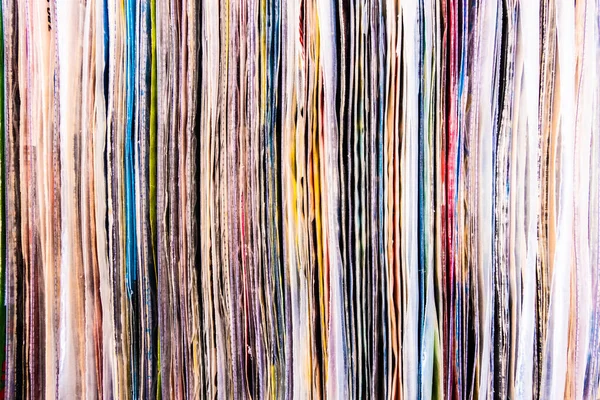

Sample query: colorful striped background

[0,0,599,398]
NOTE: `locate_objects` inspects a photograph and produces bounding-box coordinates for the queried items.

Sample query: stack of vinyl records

[0,0,598,398]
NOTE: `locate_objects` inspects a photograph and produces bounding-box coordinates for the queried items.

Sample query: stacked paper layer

[0,0,598,398]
